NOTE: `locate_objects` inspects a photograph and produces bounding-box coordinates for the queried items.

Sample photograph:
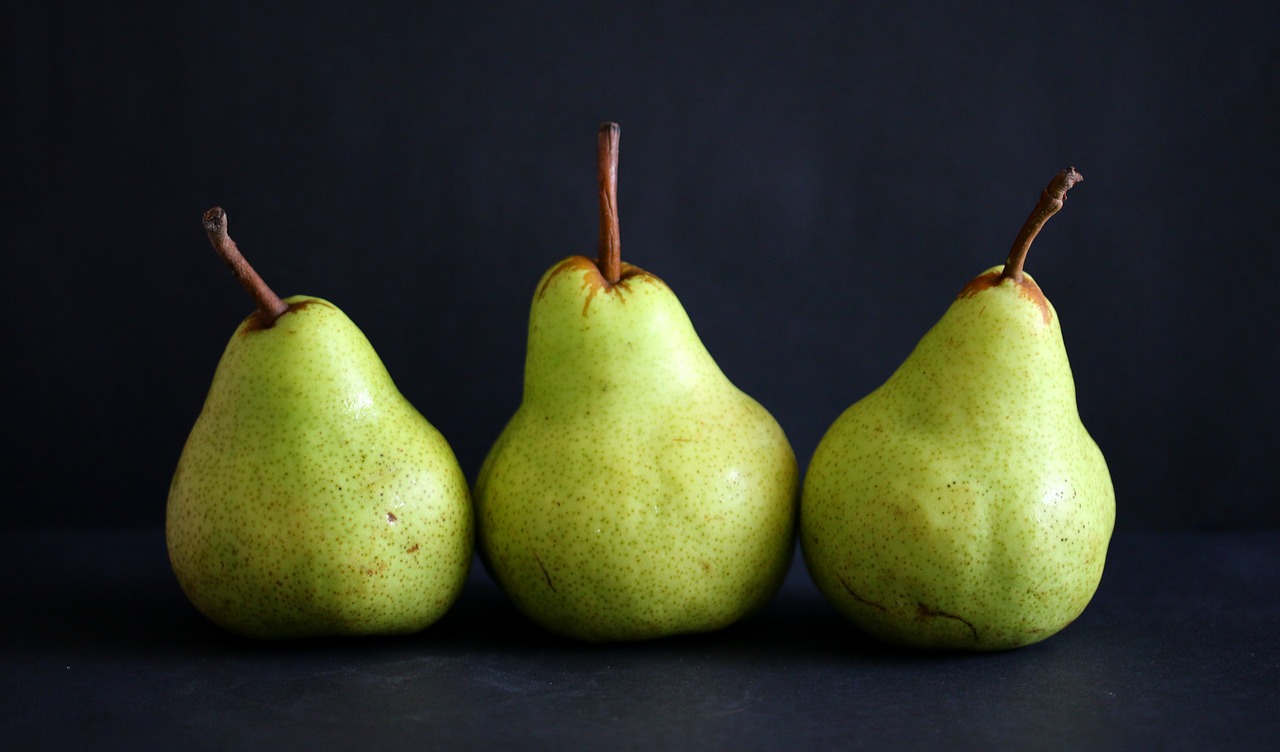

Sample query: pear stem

[1000,167,1084,283]
[597,122,622,285]
[202,207,290,326]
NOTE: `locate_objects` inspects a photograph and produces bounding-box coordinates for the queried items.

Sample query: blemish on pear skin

[532,550,557,592]
[579,274,602,316]
[838,577,889,613]
[916,602,979,641]
[386,512,398,523]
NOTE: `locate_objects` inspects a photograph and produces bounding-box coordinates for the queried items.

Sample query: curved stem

[597,122,622,285]
[202,207,289,325]
[1000,167,1084,283]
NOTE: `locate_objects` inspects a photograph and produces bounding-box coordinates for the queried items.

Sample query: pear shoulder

[537,256,669,315]
[956,266,1052,325]
[234,295,337,333]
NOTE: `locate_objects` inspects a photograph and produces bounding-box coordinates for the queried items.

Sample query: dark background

[4,4,1279,750]
[4,1,1277,531]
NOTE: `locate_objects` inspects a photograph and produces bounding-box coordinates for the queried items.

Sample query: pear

[473,123,798,642]
[801,169,1114,650]
[166,208,473,639]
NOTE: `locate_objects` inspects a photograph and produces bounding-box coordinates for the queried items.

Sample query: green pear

[473,123,798,642]
[166,208,473,639]
[801,169,1114,650]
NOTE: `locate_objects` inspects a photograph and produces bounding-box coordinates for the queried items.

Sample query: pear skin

[166,210,473,639]
[475,258,797,642]
[801,169,1115,650]
[473,125,798,642]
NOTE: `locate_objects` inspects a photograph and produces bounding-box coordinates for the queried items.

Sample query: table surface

[1,528,1276,751]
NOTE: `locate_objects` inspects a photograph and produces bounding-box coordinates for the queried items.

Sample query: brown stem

[597,122,622,285]
[202,207,290,325]
[1000,167,1084,283]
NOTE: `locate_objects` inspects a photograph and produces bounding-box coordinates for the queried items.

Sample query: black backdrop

[4,1,1277,530]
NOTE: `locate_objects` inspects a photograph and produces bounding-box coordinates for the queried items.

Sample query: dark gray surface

[1,528,1275,750]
